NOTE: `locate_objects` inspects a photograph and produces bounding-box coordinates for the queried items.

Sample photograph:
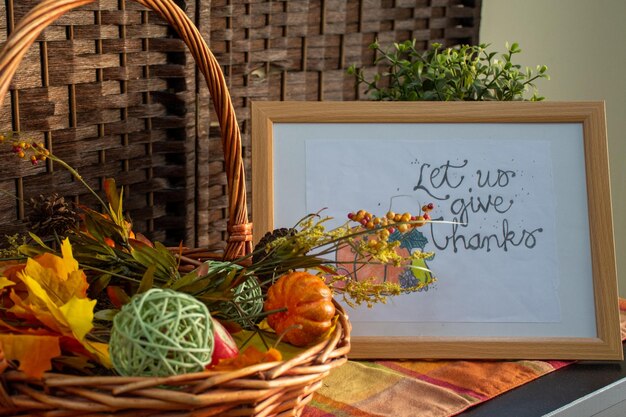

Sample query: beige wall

[481,0,626,296]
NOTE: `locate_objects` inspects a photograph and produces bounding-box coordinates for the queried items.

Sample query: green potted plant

[348,40,548,101]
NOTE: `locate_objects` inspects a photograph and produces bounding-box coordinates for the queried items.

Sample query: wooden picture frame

[251,101,622,360]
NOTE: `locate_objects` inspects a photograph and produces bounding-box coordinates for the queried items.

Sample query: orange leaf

[1,264,25,282]
[219,319,243,335]
[131,233,153,248]
[103,178,120,214]
[107,286,131,308]
[212,346,282,371]
[0,334,61,378]
[8,290,61,332]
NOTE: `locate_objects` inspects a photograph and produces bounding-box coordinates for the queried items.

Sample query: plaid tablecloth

[303,300,626,417]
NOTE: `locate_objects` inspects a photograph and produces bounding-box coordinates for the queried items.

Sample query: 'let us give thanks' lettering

[412,159,543,253]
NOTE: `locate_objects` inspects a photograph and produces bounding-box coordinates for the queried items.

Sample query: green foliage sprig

[348,40,549,101]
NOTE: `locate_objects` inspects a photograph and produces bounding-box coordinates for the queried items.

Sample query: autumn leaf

[9,289,61,333]
[14,270,95,341]
[0,263,24,281]
[107,286,131,308]
[0,238,110,372]
[0,276,15,291]
[59,296,96,341]
[103,178,122,223]
[83,341,112,368]
[130,233,154,248]
[212,346,282,371]
[0,264,26,298]
[19,239,88,304]
[0,334,61,378]
[58,336,112,369]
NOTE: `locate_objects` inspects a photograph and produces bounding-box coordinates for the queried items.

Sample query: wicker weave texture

[0,301,350,416]
[206,0,482,250]
[0,0,208,248]
[0,0,482,252]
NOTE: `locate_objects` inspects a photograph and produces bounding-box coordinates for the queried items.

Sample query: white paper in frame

[251,101,622,360]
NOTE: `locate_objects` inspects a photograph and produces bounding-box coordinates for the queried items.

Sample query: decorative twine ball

[109,288,214,377]
[219,276,264,328]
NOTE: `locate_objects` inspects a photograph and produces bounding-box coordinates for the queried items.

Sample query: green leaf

[94,309,119,321]
[348,40,548,102]
[18,244,48,258]
[137,264,155,294]
[27,232,54,251]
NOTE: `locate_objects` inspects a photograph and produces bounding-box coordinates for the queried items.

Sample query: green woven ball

[219,277,264,328]
[109,288,214,377]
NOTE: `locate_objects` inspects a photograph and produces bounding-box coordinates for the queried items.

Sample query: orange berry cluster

[347,203,435,240]
[0,134,49,166]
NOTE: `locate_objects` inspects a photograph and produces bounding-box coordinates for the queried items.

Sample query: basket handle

[0,0,252,260]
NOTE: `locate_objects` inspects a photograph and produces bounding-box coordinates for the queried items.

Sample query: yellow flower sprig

[1,132,110,215]
[326,275,436,308]
[250,212,437,305]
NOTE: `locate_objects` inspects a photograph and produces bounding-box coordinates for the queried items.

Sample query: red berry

[348,212,355,219]
[423,213,431,220]
[427,203,434,210]
[388,227,396,234]
[360,219,368,226]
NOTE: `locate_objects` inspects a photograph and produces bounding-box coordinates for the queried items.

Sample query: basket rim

[0,302,351,414]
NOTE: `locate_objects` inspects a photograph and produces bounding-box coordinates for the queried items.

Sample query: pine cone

[252,228,295,264]
[252,227,296,289]
[27,193,80,238]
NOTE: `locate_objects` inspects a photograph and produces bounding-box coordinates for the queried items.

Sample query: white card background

[305,137,560,323]
[271,122,596,338]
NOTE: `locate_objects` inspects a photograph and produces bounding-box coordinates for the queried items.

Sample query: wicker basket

[0,0,351,415]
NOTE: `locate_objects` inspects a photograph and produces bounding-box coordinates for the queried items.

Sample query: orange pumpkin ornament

[264,271,336,347]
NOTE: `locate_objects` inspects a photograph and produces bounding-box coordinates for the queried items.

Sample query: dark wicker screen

[207,0,482,250]
[0,0,208,247]
[0,0,481,251]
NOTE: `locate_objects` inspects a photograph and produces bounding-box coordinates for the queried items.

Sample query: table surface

[458,344,626,417]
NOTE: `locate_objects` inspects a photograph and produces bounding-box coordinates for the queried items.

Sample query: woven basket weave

[0,0,483,252]
[0,0,350,415]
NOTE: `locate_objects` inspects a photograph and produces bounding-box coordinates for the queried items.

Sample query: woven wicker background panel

[0,0,209,247]
[0,0,481,251]
[206,0,482,250]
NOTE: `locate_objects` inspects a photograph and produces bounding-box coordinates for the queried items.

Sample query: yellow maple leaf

[59,296,96,341]
[1,239,110,373]
[10,239,94,341]
[17,274,70,331]
[22,239,88,303]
